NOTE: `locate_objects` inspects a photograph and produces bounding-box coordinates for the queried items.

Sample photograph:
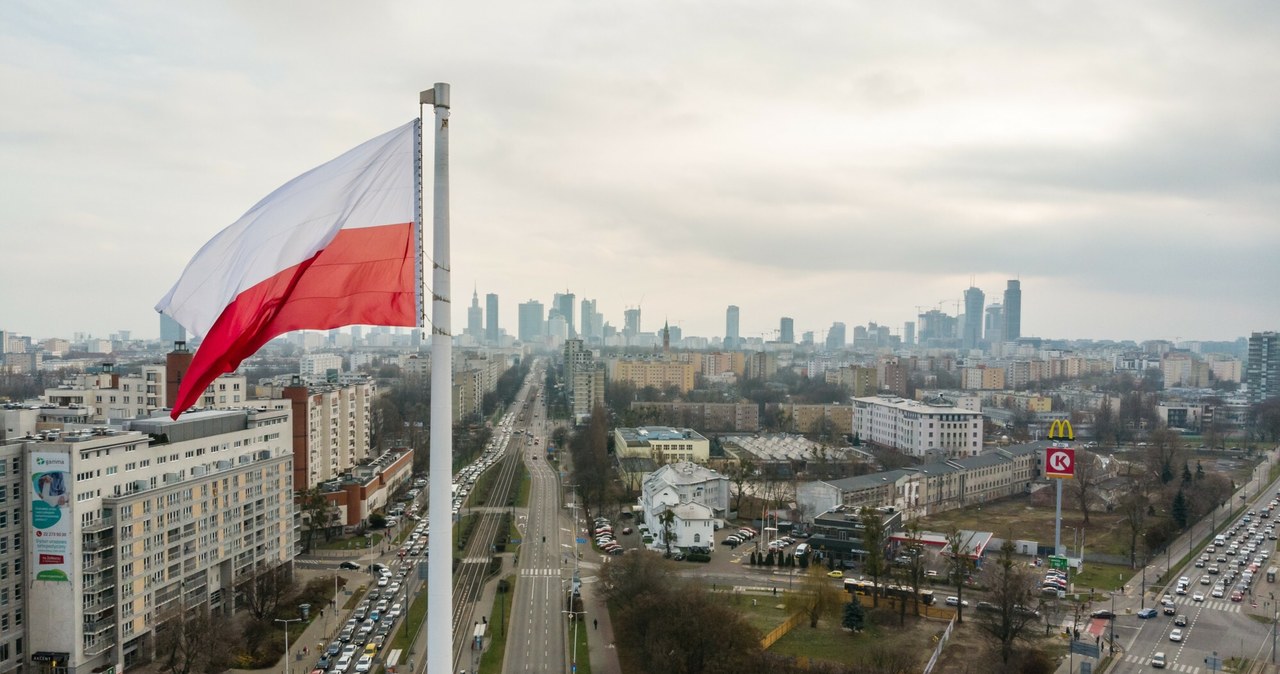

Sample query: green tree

[658,508,676,557]
[842,600,866,632]
[1181,461,1193,484]
[1172,489,1189,529]
[859,506,888,608]
[299,487,335,553]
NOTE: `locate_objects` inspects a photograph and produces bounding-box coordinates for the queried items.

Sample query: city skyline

[2,4,1278,343]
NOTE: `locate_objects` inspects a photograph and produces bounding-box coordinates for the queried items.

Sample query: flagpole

[422,82,452,674]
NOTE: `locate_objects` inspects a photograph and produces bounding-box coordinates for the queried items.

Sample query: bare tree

[156,607,235,674]
[1117,462,1149,568]
[1146,428,1183,484]
[946,527,975,624]
[974,538,1043,665]
[1069,450,1103,525]
[859,506,888,608]
[240,564,293,621]
[727,457,756,516]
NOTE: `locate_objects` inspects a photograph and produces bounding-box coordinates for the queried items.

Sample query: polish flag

[157,119,421,418]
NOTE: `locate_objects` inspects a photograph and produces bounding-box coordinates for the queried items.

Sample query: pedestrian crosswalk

[520,568,561,577]
[1170,596,1243,613]
[1120,653,1202,673]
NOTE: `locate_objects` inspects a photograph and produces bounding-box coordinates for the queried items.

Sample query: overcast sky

[2,1,1277,345]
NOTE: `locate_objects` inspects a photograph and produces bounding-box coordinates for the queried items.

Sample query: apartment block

[629,402,760,432]
[282,379,374,490]
[18,409,293,673]
[763,403,854,436]
[607,358,697,394]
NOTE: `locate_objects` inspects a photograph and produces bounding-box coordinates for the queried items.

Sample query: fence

[760,612,806,650]
[921,615,957,674]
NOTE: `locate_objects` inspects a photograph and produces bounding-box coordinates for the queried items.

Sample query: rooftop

[616,426,707,444]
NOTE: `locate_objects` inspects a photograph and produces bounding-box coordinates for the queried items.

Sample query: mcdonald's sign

[1047,419,1074,442]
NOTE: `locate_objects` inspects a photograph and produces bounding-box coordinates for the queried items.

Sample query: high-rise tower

[518,300,545,343]
[963,286,984,349]
[485,293,499,344]
[725,305,740,349]
[1248,331,1280,404]
[779,317,794,344]
[467,287,484,338]
[1003,279,1022,342]
[554,292,576,338]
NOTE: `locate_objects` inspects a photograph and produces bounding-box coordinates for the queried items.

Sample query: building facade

[1248,331,1279,404]
[614,427,710,465]
[851,395,983,458]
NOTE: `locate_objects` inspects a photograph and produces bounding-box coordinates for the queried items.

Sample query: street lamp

[275,617,303,674]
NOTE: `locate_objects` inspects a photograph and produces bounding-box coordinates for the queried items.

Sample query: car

[1163,604,1177,615]
[1212,586,1226,598]
[1200,575,1211,585]
[316,655,333,670]
[1231,589,1245,602]
[1138,608,1159,619]
[1169,628,1183,642]
[1193,592,1205,602]
[355,655,374,673]
[1208,565,1220,575]
[1175,614,1187,626]
[827,570,844,578]
[364,643,378,656]
[340,561,361,570]
[377,576,389,587]
[1090,609,1116,619]
[1175,584,1187,595]
[335,656,353,672]
[1152,651,1167,668]
[945,596,969,607]
[326,642,342,657]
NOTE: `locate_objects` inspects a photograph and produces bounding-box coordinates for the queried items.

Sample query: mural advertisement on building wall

[30,451,72,582]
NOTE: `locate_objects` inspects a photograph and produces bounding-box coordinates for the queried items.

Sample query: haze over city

[2,2,1278,342]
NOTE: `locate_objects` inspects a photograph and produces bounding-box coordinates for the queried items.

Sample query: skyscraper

[467,288,484,338]
[580,298,598,341]
[725,305,740,349]
[486,293,500,344]
[1003,279,1022,342]
[826,322,846,351]
[623,308,642,338]
[554,292,576,338]
[779,317,794,344]
[963,286,984,350]
[1248,331,1280,404]
[518,300,545,343]
[159,313,186,345]
[903,321,915,347]
[984,303,1003,345]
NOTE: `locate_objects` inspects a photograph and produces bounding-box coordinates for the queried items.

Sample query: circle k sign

[1046,447,1075,479]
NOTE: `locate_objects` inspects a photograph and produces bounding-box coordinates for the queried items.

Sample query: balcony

[82,574,115,591]
[83,631,115,656]
[81,538,116,553]
[83,616,116,635]
[82,516,115,533]
[82,558,116,574]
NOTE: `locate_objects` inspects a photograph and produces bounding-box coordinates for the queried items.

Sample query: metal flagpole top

[420,83,450,108]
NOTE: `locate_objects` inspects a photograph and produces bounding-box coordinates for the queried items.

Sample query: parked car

[945,596,968,607]
[1137,608,1159,619]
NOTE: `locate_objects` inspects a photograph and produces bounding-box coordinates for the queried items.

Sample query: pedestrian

[593,618,598,630]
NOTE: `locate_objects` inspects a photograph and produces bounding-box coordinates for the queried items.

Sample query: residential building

[316,447,414,527]
[960,365,1006,390]
[0,441,25,672]
[614,427,710,465]
[764,403,854,436]
[607,358,696,394]
[851,395,983,458]
[21,408,293,673]
[300,353,343,382]
[282,378,374,489]
[825,366,878,397]
[1248,332,1279,404]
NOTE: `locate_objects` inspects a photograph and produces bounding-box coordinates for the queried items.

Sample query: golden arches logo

[1047,419,1074,441]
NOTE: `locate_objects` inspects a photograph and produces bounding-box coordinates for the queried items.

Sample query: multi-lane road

[504,373,576,674]
[1105,455,1280,674]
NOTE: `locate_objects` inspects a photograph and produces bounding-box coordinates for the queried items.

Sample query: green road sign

[1049,555,1068,570]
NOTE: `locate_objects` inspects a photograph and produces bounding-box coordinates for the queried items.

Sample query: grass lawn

[717,591,793,635]
[921,496,1134,558]
[479,575,517,674]
[391,586,427,651]
[316,532,384,551]
[343,585,368,611]
[514,462,531,508]
[1072,560,1133,592]
[768,611,939,670]
[567,616,592,674]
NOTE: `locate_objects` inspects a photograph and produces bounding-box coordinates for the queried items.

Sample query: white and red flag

[157,119,421,418]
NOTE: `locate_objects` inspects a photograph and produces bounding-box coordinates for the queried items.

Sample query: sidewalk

[1053,447,1279,674]
[581,574,622,674]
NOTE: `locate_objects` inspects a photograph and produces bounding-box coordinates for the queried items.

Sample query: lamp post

[1109,591,1117,651]
[275,617,303,674]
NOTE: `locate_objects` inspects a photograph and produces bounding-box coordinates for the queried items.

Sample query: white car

[1192,592,1205,602]
[1169,628,1183,642]
[355,654,374,673]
